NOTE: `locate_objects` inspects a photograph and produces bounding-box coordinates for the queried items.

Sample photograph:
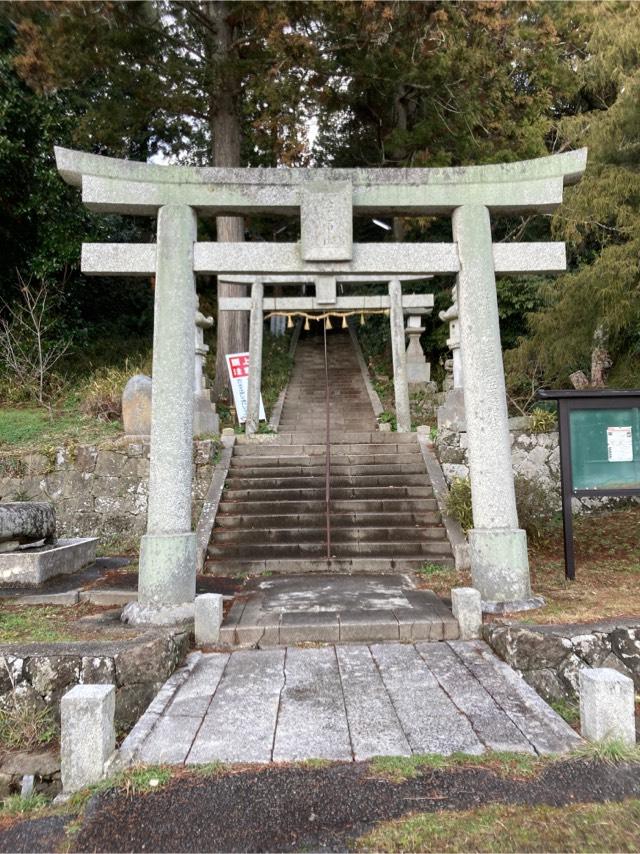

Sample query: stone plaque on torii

[55,146,587,622]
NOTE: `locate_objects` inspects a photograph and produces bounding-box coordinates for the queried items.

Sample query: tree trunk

[590,325,611,388]
[206,0,249,400]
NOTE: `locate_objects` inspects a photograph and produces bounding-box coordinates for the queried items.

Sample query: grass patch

[0,407,121,453]
[0,793,49,818]
[549,698,580,727]
[573,738,640,765]
[190,762,227,777]
[0,605,91,644]
[0,603,136,644]
[295,758,332,770]
[367,752,543,783]
[120,766,173,796]
[355,798,640,852]
[417,562,454,577]
[0,698,56,751]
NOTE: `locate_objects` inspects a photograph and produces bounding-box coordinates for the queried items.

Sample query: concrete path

[120,640,581,766]
[221,574,459,646]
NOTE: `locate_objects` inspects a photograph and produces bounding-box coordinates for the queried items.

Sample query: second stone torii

[217,273,434,435]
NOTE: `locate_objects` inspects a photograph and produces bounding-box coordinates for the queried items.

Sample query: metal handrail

[323,322,331,560]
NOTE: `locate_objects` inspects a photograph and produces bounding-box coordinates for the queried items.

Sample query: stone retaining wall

[484,619,640,704]
[437,425,562,506]
[0,628,189,731]
[0,439,219,541]
[437,424,638,514]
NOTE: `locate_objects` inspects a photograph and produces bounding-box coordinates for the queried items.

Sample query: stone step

[211,526,448,545]
[205,556,454,575]
[215,510,443,528]
[234,432,418,446]
[223,473,431,490]
[217,497,439,515]
[208,540,453,559]
[229,451,422,468]
[232,440,420,460]
[221,486,436,502]
[226,462,428,479]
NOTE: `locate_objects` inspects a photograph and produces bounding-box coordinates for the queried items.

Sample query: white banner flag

[225,352,266,424]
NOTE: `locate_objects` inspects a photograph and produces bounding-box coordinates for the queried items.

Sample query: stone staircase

[206,333,454,575]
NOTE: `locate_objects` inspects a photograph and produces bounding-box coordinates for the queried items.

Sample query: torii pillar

[454,205,536,611]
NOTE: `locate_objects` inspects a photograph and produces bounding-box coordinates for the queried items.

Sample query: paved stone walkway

[221,574,458,646]
[120,640,581,766]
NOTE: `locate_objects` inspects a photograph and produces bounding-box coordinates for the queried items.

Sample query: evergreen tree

[10,1,319,396]
[506,0,640,394]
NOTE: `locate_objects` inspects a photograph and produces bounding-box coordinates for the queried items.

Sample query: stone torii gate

[217,273,434,436]
[55,146,586,623]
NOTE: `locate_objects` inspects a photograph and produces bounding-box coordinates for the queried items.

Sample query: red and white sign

[225,352,266,424]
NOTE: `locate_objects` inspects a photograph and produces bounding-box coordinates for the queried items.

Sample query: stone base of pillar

[437,388,466,432]
[121,600,195,627]
[469,527,540,612]
[194,394,219,437]
[132,532,197,623]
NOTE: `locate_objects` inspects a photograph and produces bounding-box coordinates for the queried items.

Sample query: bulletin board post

[537,389,640,581]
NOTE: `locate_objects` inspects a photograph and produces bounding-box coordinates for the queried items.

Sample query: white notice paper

[225,352,266,424]
[607,426,633,463]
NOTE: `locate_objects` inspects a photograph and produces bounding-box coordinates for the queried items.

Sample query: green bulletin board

[569,407,640,491]
[538,389,640,580]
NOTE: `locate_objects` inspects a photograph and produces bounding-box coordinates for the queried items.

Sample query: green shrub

[530,407,557,434]
[446,474,555,541]
[446,477,473,532]
[514,474,556,541]
[80,356,151,421]
[378,411,397,430]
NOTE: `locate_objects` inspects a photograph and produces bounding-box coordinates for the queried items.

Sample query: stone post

[452,204,533,610]
[437,287,466,431]
[246,279,264,436]
[61,684,115,794]
[389,279,411,433]
[579,668,636,746]
[127,205,198,624]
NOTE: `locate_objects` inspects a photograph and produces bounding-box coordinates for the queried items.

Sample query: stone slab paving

[121,640,581,767]
[220,574,459,647]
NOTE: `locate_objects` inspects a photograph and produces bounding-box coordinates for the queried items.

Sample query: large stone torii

[56,146,587,623]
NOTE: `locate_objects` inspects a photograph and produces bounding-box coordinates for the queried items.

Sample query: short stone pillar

[246,279,264,436]
[579,668,636,746]
[127,204,198,625]
[451,587,482,640]
[195,593,224,646]
[194,305,219,437]
[389,279,411,433]
[405,314,431,385]
[453,205,532,610]
[122,374,152,437]
[61,684,115,794]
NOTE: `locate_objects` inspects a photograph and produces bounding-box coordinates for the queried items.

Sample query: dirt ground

[420,505,640,625]
[1,757,639,853]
